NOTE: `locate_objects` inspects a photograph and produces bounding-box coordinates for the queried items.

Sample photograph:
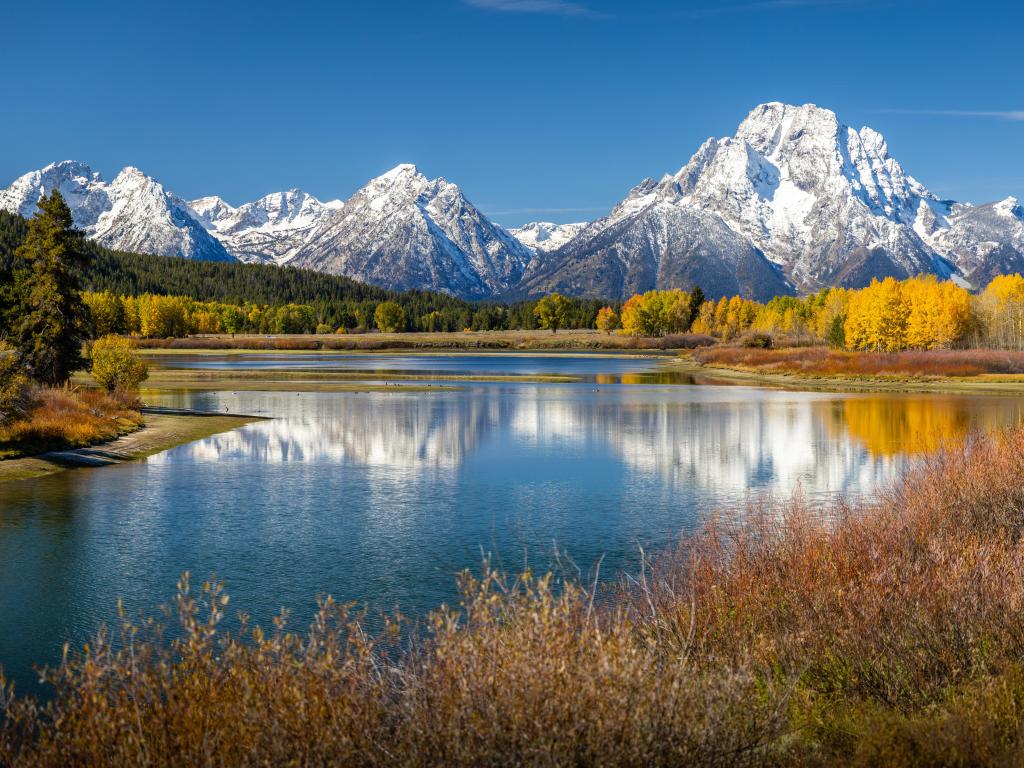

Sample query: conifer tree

[11,191,91,385]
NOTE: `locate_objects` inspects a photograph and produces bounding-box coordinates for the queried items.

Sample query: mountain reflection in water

[4,368,1024,699]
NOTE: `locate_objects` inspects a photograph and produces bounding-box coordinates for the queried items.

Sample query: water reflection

[5,375,1024,698]
[149,386,1024,502]
[832,395,1024,455]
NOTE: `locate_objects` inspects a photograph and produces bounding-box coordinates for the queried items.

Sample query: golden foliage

[0,387,142,458]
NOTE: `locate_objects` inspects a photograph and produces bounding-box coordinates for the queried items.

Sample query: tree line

[1,208,606,336]
[604,275,1024,352]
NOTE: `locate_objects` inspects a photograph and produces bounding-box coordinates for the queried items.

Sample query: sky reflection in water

[2,355,1024,694]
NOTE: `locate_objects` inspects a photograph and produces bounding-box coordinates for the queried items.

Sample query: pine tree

[11,191,91,385]
[687,286,705,330]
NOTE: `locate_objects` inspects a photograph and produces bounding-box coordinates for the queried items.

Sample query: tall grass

[7,429,1024,765]
[0,387,143,459]
[693,345,1024,377]
[137,330,717,352]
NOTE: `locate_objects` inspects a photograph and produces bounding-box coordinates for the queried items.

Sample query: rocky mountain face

[925,197,1024,287]
[0,161,234,262]
[517,194,792,301]
[3,106,1021,300]
[286,164,534,298]
[520,102,1017,300]
[188,190,343,265]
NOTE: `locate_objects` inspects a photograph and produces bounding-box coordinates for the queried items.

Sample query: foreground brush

[6,428,1024,766]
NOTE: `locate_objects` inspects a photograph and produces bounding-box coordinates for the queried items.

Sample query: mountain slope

[926,197,1024,287]
[189,189,343,265]
[0,161,234,262]
[518,193,792,301]
[522,102,1023,300]
[288,165,533,298]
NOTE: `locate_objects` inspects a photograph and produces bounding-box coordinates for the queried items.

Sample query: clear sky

[2,0,1021,227]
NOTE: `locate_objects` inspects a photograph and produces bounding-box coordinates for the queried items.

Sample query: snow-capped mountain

[523,102,1023,299]
[0,161,234,262]
[287,164,534,298]
[518,190,793,301]
[510,221,587,253]
[5,109,1021,301]
[188,190,343,265]
[925,197,1024,287]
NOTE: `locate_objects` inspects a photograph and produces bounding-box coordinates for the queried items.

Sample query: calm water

[3,353,1024,693]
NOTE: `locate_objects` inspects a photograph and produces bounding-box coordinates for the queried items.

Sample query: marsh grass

[0,387,143,459]
[693,346,1024,377]
[137,330,717,352]
[7,429,1024,765]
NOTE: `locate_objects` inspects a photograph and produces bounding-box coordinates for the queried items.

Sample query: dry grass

[7,429,1024,765]
[0,387,143,459]
[693,345,1024,377]
[137,330,717,352]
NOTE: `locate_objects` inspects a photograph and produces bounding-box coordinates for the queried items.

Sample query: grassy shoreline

[675,353,1024,394]
[135,329,710,353]
[0,412,259,484]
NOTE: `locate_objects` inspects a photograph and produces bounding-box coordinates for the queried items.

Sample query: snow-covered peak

[287,163,533,297]
[0,161,233,262]
[0,160,107,221]
[995,196,1022,219]
[188,195,236,229]
[375,163,424,185]
[539,101,1001,297]
[510,221,588,253]
[186,188,343,265]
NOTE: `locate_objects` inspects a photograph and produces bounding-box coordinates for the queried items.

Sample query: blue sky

[2,0,1020,227]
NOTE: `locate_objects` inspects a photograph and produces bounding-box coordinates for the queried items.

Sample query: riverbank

[0,411,260,483]
[133,367,575,392]
[135,329,715,353]
[676,348,1024,394]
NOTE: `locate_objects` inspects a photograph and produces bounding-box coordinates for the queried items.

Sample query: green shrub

[89,335,149,392]
[741,332,774,349]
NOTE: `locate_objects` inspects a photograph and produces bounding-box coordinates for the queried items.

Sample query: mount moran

[3,103,1022,301]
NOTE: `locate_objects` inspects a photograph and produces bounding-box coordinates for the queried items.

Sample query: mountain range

[3,102,1022,301]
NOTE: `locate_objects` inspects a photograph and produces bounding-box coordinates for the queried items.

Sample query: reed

[6,428,1024,765]
[693,345,1024,377]
[0,387,143,459]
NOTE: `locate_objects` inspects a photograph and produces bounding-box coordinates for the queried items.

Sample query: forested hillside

[0,211,604,334]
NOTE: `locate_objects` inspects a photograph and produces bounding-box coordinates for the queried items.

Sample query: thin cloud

[463,0,603,18]
[879,108,1024,122]
[682,0,868,17]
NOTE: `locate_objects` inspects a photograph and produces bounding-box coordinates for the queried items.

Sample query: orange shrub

[0,387,143,458]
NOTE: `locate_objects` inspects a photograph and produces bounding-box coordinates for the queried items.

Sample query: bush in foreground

[0,387,143,459]
[89,335,149,392]
[7,428,1024,765]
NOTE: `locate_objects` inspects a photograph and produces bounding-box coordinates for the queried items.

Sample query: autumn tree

[0,343,35,426]
[981,274,1024,350]
[619,290,692,337]
[375,301,407,333]
[534,293,572,334]
[90,335,149,392]
[595,306,619,334]
[11,191,91,385]
[83,291,126,337]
